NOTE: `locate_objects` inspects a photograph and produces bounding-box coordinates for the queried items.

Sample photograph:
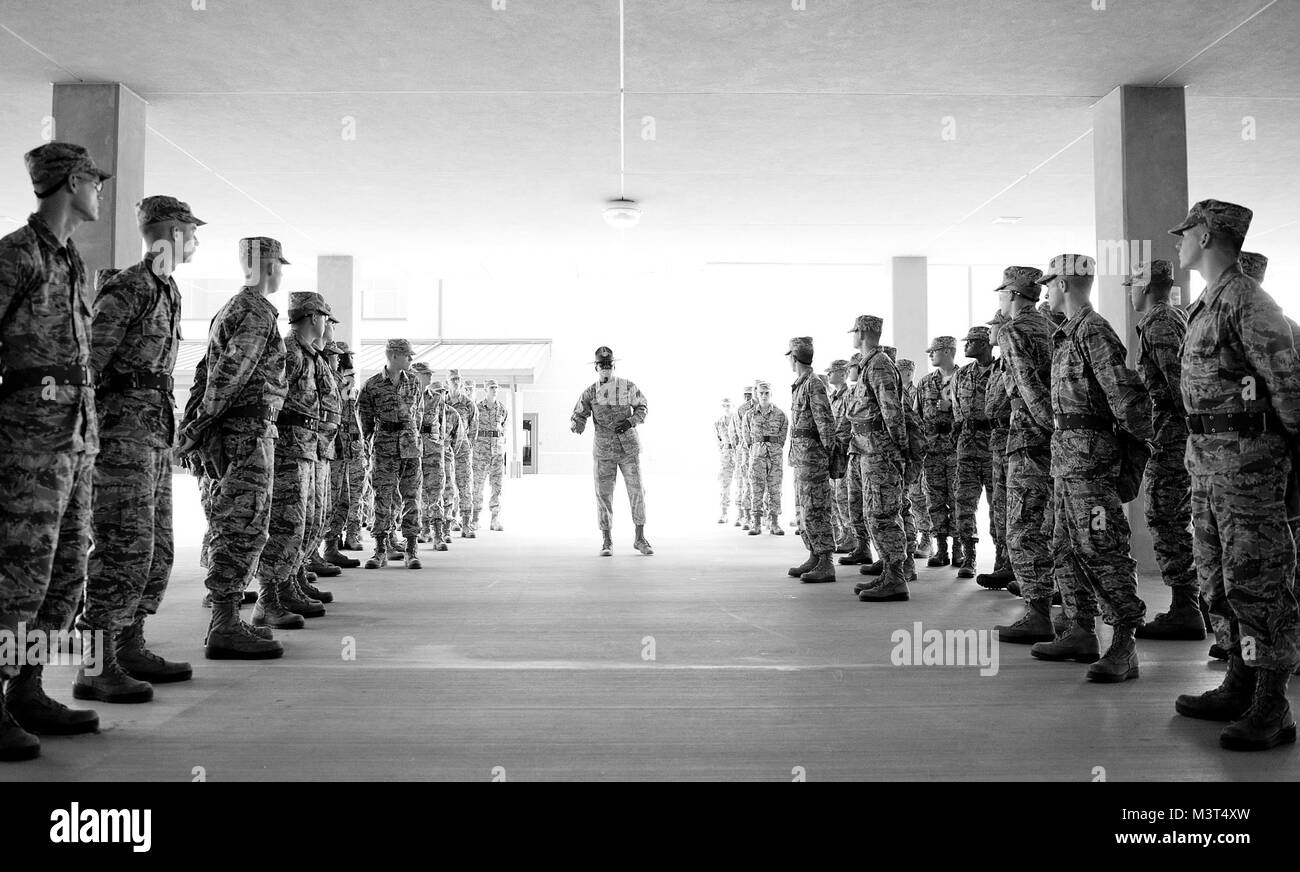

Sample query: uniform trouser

[419,447,446,530]
[373,451,422,540]
[1144,442,1196,591]
[735,447,751,516]
[833,464,857,548]
[595,453,646,529]
[308,458,329,557]
[1005,444,1055,601]
[988,430,1008,552]
[82,441,174,631]
[923,442,958,538]
[256,453,312,589]
[0,451,93,675]
[472,439,505,517]
[863,451,906,563]
[454,441,474,515]
[846,451,869,545]
[1053,475,1140,627]
[442,445,458,520]
[1193,459,1300,670]
[327,453,362,540]
[198,475,215,569]
[360,453,374,527]
[205,428,275,604]
[795,464,834,554]
[717,447,735,514]
[749,446,783,521]
[953,438,993,544]
[900,463,916,548]
[908,471,930,540]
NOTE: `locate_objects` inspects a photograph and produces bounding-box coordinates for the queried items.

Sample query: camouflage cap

[1037,254,1096,285]
[386,338,413,356]
[239,236,290,267]
[827,358,849,374]
[742,385,754,396]
[485,378,499,388]
[448,368,461,379]
[429,379,446,392]
[897,357,915,371]
[785,336,814,364]
[1122,259,1174,289]
[328,340,351,355]
[882,345,897,361]
[962,325,991,343]
[287,291,334,322]
[1169,199,1252,240]
[137,195,205,227]
[411,362,432,375]
[993,266,1044,299]
[849,314,883,335]
[1239,251,1268,282]
[926,336,957,353]
[756,381,772,392]
[25,142,112,195]
[94,268,120,293]
[848,351,864,370]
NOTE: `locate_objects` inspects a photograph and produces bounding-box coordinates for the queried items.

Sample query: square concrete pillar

[891,256,928,368]
[1093,85,1189,574]
[52,83,147,276]
[318,255,357,350]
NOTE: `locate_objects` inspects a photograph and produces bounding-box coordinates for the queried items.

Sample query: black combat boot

[205,600,284,660]
[976,542,1015,590]
[1030,616,1101,663]
[404,536,423,569]
[747,513,762,536]
[462,513,476,539]
[1219,667,1297,751]
[305,547,342,577]
[1136,587,1205,641]
[1087,624,1140,683]
[768,514,785,536]
[386,534,406,560]
[365,540,388,570]
[72,630,154,704]
[858,559,883,576]
[0,688,40,761]
[600,530,613,557]
[927,536,950,568]
[913,536,934,560]
[434,519,449,551]
[858,561,910,602]
[633,525,654,555]
[838,540,873,566]
[800,552,836,583]
[951,538,965,568]
[10,662,103,730]
[956,538,976,579]
[298,571,335,604]
[323,538,360,569]
[995,598,1054,644]
[1176,653,1256,721]
[788,551,818,578]
[283,572,327,618]
[252,581,306,629]
[342,527,364,551]
[116,616,192,683]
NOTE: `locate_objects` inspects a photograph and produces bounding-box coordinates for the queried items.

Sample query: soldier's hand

[614,420,633,434]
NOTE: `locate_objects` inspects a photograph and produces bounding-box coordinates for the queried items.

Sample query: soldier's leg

[400,456,423,541]
[1003,447,1055,601]
[371,452,399,548]
[901,469,916,547]
[199,475,215,569]
[442,447,457,522]
[1145,448,1197,594]
[26,453,93,637]
[256,456,311,589]
[865,455,906,565]
[734,448,749,519]
[954,454,979,545]
[799,467,834,553]
[719,449,734,516]
[456,443,474,518]
[911,469,931,539]
[620,454,647,527]
[489,450,504,517]
[749,453,767,526]
[137,448,174,620]
[207,430,275,603]
[345,452,365,540]
[83,441,158,634]
[846,454,868,546]
[1060,477,1142,626]
[472,441,490,519]
[923,452,951,540]
[595,457,618,531]
[328,458,349,542]
[989,444,1007,558]
[766,457,783,526]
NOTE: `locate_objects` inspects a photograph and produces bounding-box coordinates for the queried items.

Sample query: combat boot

[1031,617,1100,663]
[956,538,976,579]
[283,573,327,618]
[491,511,503,532]
[951,538,965,568]
[858,562,910,601]
[323,538,359,569]
[404,536,423,569]
[741,518,751,531]
[200,590,257,607]
[462,513,476,539]
[364,540,388,569]
[305,547,342,577]
[633,525,654,555]
[838,541,873,566]
[995,598,1054,644]
[252,582,306,629]
[858,559,883,576]
[0,690,40,761]
[788,551,818,578]
[342,527,363,551]
[903,553,917,582]
[975,544,1015,590]
[433,519,449,552]
[799,552,836,583]
[717,511,727,525]
[1176,653,1255,721]
[298,571,334,604]
[1052,608,1072,637]
[72,631,154,704]
[747,513,762,536]
[1087,624,1140,683]
[450,516,462,532]
[913,536,934,560]
[927,536,950,568]
[1005,579,1021,597]
[733,516,742,528]
[6,662,100,735]
[768,514,784,536]
[600,530,613,557]
[116,617,192,683]
[1219,668,1297,751]
[206,600,284,660]
[1208,643,1229,662]
[386,534,406,560]
[1135,587,1205,641]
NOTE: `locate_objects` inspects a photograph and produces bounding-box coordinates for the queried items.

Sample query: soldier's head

[827,359,849,387]
[1239,251,1267,284]
[593,346,615,383]
[786,337,814,373]
[467,382,478,400]
[486,379,499,401]
[1171,199,1251,273]
[288,292,332,342]
[847,352,864,383]
[138,196,204,271]
[962,326,991,361]
[721,397,732,414]
[926,336,956,369]
[1038,254,1094,311]
[897,358,915,384]
[987,311,1009,347]
[411,362,432,389]
[386,338,414,372]
[239,237,289,293]
[430,378,447,396]
[1124,260,1174,313]
[756,381,772,408]
[848,315,882,353]
[994,266,1044,317]
[25,142,111,224]
[742,386,754,403]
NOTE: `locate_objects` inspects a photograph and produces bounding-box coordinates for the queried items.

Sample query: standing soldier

[447,369,478,537]
[472,379,508,532]
[302,318,346,592]
[976,311,1016,590]
[0,143,112,759]
[1125,260,1202,642]
[899,357,933,561]
[839,353,876,568]
[1032,254,1151,680]
[78,195,201,705]
[414,371,450,551]
[734,385,757,530]
[178,236,288,660]
[784,338,837,583]
[842,318,908,599]
[747,381,788,535]
[359,339,423,569]
[440,382,465,547]
[827,359,857,554]
[324,342,366,559]
[951,326,996,580]
[571,346,652,557]
[1171,201,1300,751]
[714,398,737,524]
[918,336,960,567]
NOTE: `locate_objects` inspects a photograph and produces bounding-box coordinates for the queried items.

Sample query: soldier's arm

[1237,292,1300,436]
[1082,324,1153,441]
[776,408,789,448]
[0,246,40,352]
[811,383,836,447]
[89,273,142,378]
[358,381,376,439]
[629,381,648,425]
[1002,326,1054,431]
[875,366,908,449]
[570,386,594,433]
[1145,317,1188,419]
[199,311,266,424]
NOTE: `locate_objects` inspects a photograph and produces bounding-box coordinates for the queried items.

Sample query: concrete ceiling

[0,0,1296,280]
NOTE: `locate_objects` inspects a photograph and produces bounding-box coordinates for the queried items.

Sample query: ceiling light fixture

[993,216,1024,224]
[603,198,641,229]
[603,0,640,229]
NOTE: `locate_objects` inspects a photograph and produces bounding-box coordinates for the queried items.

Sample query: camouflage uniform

[471,390,508,527]
[984,354,1012,565]
[0,210,99,658]
[327,350,365,545]
[82,250,183,632]
[448,384,478,520]
[571,375,649,530]
[359,361,423,544]
[747,398,788,526]
[902,375,930,548]
[828,372,858,551]
[918,353,958,541]
[734,392,756,523]
[790,364,837,556]
[844,370,871,552]
[417,382,448,535]
[441,406,465,523]
[713,407,736,518]
[952,343,995,558]
[309,344,341,561]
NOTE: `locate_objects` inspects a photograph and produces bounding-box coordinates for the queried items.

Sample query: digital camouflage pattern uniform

[918,346,958,541]
[789,357,837,557]
[984,350,1012,567]
[714,405,736,518]
[359,358,423,544]
[327,345,365,545]
[571,375,649,530]
[418,382,449,535]
[442,404,465,523]
[83,248,184,633]
[952,335,995,559]
[734,391,756,522]
[310,341,341,561]
[448,380,478,520]
[900,366,930,549]
[844,358,872,553]
[472,389,508,526]
[746,392,788,528]
[828,365,858,551]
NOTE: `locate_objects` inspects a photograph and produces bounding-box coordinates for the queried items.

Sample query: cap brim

[1036,273,1060,285]
[992,282,1009,292]
[1168,219,1196,236]
[188,216,207,227]
[278,257,291,265]
[92,169,114,181]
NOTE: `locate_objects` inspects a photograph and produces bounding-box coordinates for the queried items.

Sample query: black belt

[277,411,319,431]
[1053,413,1113,432]
[224,403,275,421]
[993,416,1011,429]
[419,425,440,435]
[0,365,93,397]
[792,428,820,439]
[932,420,952,434]
[479,429,502,438]
[964,419,993,432]
[757,435,779,443]
[99,371,173,393]
[853,420,885,434]
[378,421,408,433]
[1187,411,1280,436]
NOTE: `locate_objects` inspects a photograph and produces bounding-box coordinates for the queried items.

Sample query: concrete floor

[0,471,1290,782]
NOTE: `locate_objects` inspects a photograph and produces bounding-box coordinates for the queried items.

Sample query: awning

[358,339,551,385]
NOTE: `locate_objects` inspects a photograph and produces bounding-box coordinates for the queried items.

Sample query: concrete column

[890,256,928,367]
[1092,84,1189,574]
[318,256,357,350]
[52,83,147,277]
